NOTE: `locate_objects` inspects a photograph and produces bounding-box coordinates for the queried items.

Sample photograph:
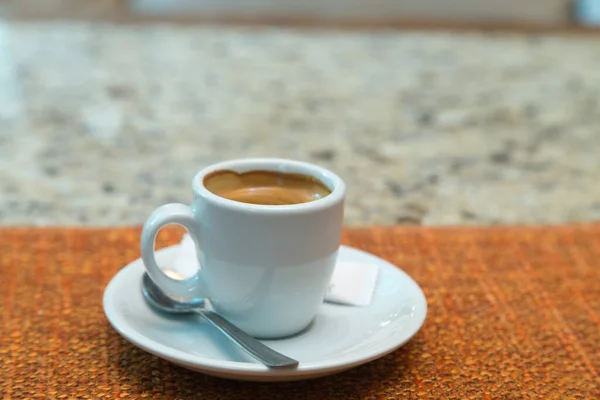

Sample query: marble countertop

[2,22,600,227]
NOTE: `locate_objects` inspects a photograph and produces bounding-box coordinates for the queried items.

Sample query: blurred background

[1,0,599,226]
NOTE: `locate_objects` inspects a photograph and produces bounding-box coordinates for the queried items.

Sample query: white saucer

[103,245,427,382]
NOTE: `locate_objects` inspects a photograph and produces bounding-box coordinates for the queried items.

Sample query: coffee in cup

[203,170,331,206]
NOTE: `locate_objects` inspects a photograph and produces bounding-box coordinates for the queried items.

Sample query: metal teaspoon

[141,272,299,368]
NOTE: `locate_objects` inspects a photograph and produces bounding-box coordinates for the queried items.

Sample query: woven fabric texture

[1,225,599,399]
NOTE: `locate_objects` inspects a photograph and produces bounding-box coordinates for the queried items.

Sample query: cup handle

[140,203,207,300]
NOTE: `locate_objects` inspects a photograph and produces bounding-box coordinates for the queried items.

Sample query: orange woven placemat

[1,225,599,399]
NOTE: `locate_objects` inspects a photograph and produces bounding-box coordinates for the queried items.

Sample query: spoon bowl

[142,273,205,313]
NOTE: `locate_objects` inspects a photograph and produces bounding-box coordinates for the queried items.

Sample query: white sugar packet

[171,234,379,307]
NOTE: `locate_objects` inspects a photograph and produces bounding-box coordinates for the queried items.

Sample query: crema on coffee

[204,170,331,205]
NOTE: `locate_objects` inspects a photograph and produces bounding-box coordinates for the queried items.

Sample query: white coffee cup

[141,158,345,338]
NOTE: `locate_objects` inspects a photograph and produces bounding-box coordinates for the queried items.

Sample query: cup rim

[192,158,345,214]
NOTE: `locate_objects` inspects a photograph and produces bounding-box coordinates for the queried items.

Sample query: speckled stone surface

[1,22,600,226]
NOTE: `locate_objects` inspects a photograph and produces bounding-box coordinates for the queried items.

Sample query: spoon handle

[197,310,299,368]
